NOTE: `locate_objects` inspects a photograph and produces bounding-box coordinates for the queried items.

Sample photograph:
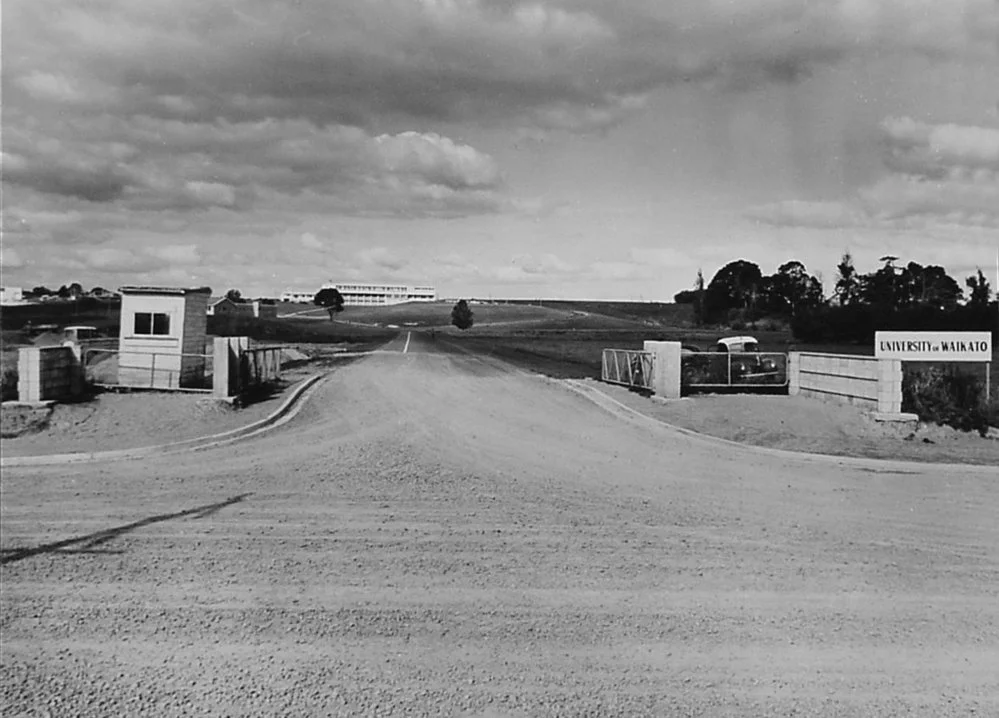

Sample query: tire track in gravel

[2,336,998,717]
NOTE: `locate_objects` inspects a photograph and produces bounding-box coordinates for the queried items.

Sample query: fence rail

[601,349,655,390]
[681,351,788,389]
[83,348,214,392]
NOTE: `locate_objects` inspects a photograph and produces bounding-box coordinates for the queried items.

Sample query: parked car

[682,335,782,386]
[62,325,101,342]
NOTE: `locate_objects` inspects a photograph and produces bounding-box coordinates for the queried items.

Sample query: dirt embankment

[579,380,999,467]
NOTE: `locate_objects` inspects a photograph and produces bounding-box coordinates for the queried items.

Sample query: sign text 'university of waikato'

[874,331,993,362]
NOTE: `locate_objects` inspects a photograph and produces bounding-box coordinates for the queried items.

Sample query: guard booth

[115,286,212,389]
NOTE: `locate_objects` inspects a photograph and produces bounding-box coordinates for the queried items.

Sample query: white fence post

[643,341,681,399]
[788,352,801,396]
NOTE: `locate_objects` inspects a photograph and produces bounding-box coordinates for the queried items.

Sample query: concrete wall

[17,346,83,402]
[789,352,903,415]
[181,293,209,387]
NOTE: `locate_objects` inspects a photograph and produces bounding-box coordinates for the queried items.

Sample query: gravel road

[2,332,997,717]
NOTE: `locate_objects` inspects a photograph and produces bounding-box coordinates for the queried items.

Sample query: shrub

[902,367,991,436]
[1,364,17,402]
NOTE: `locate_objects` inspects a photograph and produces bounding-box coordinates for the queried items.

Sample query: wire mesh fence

[681,352,788,389]
[83,348,214,391]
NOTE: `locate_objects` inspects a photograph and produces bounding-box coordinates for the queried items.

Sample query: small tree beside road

[314,287,345,320]
[451,299,474,330]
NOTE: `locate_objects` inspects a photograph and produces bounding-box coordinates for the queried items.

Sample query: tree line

[675,253,997,343]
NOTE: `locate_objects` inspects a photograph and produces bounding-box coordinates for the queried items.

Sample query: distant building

[117,286,211,389]
[208,297,277,318]
[322,282,436,306]
[1,286,24,305]
[281,290,316,303]
[207,296,240,316]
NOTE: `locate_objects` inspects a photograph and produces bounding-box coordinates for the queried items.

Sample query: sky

[2,0,998,301]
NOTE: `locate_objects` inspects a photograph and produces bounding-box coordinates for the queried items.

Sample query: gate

[681,351,788,390]
[601,349,655,390]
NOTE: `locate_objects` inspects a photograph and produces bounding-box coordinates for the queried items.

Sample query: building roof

[118,285,212,296]
[208,296,235,306]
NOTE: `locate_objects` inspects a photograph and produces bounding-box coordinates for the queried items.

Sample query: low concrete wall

[789,352,903,414]
[18,346,83,403]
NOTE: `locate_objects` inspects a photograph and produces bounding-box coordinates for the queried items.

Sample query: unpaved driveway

[2,332,997,717]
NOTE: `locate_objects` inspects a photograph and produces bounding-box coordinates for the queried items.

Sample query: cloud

[357,246,409,273]
[8,0,994,140]
[882,116,999,173]
[3,115,506,219]
[300,233,324,250]
[1,247,26,270]
[746,200,868,229]
[749,117,999,231]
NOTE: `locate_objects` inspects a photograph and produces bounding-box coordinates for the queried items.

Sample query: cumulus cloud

[746,200,868,229]
[357,247,409,273]
[882,116,999,173]
[300,233,324,250]
[8,0,995,137]
[749,117,999,231]
[0,247,26,269]
[3,114,506,220]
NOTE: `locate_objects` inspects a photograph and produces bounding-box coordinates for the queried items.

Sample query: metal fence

[83,348,214,392]
[601,349,655,390]
[681,352,788,389]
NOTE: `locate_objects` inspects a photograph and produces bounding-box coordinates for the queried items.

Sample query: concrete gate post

[788,352,802,396]
[643,340,682,400]
[213,337,232,398]
[876,358,903,415]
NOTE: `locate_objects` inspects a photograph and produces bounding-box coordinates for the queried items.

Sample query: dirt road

[2,332,997,717]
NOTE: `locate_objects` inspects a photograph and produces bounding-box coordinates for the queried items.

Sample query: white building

[1,286,25,305]
[322,282,436,306]
[117,286,211,389]
[280,290,317,303]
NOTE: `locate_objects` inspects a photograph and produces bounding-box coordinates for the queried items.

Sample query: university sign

[875,331,993,362]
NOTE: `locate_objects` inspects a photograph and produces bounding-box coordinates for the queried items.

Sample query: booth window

[134,312,171,335]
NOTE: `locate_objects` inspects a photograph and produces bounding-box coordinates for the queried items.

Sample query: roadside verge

[562,378,999,475]
[1,373,327,468]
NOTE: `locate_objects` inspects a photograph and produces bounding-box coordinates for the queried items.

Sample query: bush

[1,364,17,402]
[902,367,991,436]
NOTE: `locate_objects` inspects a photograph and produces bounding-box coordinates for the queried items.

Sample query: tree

[763,260,824,317]
[451,299,474,330]
[966,269,992,307]
[673,269,706,323]
[225,288,243,303]
[705,260,763,322]
[898,263,962,310]
[833,251,859,306]
[31,286,53,297]
[313,287,344,320]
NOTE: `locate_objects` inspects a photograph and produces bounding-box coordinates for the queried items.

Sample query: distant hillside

[0,298,121,332]
[494,300,694,327]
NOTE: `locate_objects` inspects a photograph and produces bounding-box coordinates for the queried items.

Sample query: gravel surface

[0,366,318,456]
[2,332,997,717]
[583,382,999,466]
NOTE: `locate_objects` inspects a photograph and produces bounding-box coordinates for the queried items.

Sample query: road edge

[1,373,328,468]
[562,379,999,475]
